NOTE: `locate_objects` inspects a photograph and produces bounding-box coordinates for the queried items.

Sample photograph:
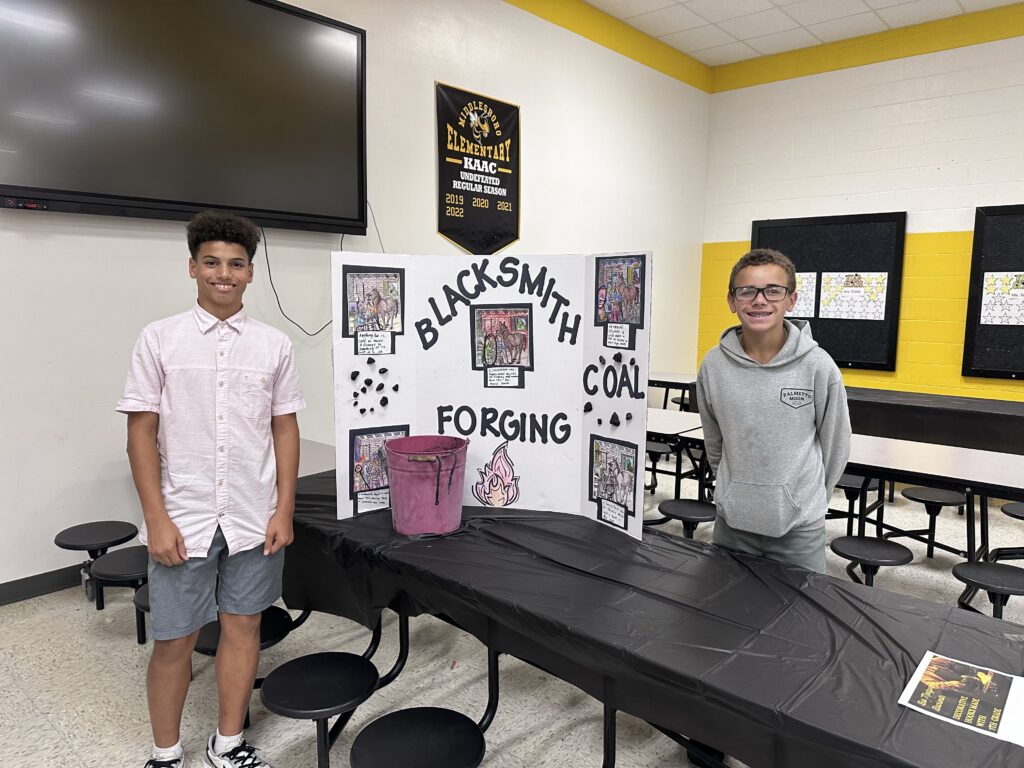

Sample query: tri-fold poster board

[331,250,653,539]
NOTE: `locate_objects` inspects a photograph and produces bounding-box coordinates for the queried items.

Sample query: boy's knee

[152,632,198,662]
[219,611,262,639]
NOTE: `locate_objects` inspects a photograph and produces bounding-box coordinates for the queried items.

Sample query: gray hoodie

[696,319,851,537]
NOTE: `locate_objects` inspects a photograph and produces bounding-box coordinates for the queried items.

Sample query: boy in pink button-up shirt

[118,211,304,768]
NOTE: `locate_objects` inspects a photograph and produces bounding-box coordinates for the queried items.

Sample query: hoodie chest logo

[780,388,813,408]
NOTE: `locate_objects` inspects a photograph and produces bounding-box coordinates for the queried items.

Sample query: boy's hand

[147,515,188,566]
[264,511,294,555]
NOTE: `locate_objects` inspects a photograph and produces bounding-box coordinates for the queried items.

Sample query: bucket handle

[407,454,458,506]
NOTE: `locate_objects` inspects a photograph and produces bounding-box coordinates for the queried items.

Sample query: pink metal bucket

[385,435,469,535]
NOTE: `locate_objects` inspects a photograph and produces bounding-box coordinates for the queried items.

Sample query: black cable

[259,227,332,337]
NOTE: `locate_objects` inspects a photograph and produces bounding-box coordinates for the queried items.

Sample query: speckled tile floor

[3,482,1022,767]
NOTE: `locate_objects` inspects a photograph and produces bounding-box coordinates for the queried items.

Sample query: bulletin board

[752,212,907,371]
[962,204,1024,380]
[331,250,654,539]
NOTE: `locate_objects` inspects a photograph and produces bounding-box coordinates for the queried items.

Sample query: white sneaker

[205,735,271,768]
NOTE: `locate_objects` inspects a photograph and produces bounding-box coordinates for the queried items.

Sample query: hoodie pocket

[718,480,800,537]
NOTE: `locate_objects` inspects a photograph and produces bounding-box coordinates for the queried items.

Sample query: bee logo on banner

[437,82,520,255]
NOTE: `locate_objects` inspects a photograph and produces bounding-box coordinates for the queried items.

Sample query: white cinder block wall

[0,0,709,586]
[705,36,1024,243]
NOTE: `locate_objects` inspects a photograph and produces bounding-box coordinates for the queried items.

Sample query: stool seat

[658,499,716,524]
[91,545,149,582]
[952,562,1024,597]
[195,605,295,655]
[350,707,485,768]
[836,474,879,493]
[133,583,150,613]
[261,652,379,720]
[901,487,964,506]
[646,440,671,455]
[830,537,913,568]
[54,520,137,552]
[1001,502,1024,521]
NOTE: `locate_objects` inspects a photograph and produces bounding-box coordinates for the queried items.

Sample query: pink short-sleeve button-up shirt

[117,305,306,556]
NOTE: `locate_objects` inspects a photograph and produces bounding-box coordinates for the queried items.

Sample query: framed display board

[752,212,907,371]
[963,204,1024,380]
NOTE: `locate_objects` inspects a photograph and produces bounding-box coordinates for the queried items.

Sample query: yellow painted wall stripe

[503,1,1024,93]
[501,0,711,92]
[696,235,1024,402]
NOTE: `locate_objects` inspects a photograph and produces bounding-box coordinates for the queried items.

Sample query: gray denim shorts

[147,526,284,641]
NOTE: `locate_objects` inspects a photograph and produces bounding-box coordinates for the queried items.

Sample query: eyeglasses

[730,284,791,302]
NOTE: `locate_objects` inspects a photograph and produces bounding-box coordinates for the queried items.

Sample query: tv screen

[0,0,366,233]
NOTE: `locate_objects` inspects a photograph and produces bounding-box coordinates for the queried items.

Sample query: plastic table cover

[283,505,1024,768]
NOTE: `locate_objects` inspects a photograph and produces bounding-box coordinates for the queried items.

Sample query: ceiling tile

[690,40,761,65]
[875,0,964,27]
[626,3,706,35]
[958,0,1020,11]
[586,0,677,17]
[746,26,821,54]
[807,11,888,41]
[660,24,737,52]
[784,0,870,26]
[719,8,800,38]
[683,0,775,24]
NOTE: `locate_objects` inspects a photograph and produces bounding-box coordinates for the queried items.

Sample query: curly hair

[186,211,261,261]
[729,248,796,291]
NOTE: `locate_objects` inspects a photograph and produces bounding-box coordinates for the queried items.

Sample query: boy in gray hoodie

[696,248,850,573]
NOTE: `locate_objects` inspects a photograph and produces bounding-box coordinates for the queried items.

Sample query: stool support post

[602,702,616,768]
[361,619,383,660]
[378,611,409,688]
[477,649,500,733]
[315,717,331,768]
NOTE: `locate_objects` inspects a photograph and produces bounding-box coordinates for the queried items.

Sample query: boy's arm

[817,376,852,495]
[126,412,187,565]
[265,412,300,555]
[695,372,723,475]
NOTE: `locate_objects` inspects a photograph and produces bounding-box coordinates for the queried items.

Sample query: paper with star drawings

[980,272,1024,326]
[819,271,888,321]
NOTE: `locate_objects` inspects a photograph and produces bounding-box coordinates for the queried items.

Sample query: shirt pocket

[240,371,274,420]
[719,480,800,537]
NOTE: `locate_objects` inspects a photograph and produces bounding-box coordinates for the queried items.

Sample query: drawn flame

[472,441,520,507]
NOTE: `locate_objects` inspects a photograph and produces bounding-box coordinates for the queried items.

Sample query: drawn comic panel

[788,272,817,318]
[594,255,646,328]
[348,425,409,498]
[342,265,405,338]
[980,271,1024,326]
[588,435,638,516]
[471,303,534,374]
[819,271,887,321]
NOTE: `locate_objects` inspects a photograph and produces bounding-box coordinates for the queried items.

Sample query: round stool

[952,562,1024,619]
[645,440,672,494]
[261,652,379,768]
[54,520,138,601]
[194,604,296,656]
[990,503,1024,562]
[829,474,881,537]
[1002,502,1024,521]
[350,707,485,768]
[656,499,716,539]
[900,487,966,558]
[90,545,149,643]
[830,536,912,586]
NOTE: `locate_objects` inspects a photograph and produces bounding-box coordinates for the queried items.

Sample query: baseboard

[0,564,82,607]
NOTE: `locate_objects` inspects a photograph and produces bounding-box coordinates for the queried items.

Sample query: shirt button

[218,381,224,387]
[218,446,224,453]
[218,480,223,487]
[219,351,224,357]
[218,415,223,422]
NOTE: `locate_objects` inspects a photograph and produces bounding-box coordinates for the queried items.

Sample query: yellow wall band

[696,234,1024,402]
[503,0,1024,93]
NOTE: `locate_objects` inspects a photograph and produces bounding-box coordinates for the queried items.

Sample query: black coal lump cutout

[352,401,359,408]
[583,402,593,413]
[352,391,359,399]
[379,367,389,375]
[359,408,366,415]
[370,407,375,413]
[630,357,635,366]
[361,386,367,394]
[597,418,603,426]
[392,384,399,392]
[350,371,359,381]
[613,352,622,363]
[376,383,384,391]
[599,355,606,365]
[610,412,620,427]
[367,357,375,365]
[364,378,373,386]
[626,412,633,421]
[380,396,389,407]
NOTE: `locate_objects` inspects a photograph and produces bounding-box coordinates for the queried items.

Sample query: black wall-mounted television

[0,0,366,234]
